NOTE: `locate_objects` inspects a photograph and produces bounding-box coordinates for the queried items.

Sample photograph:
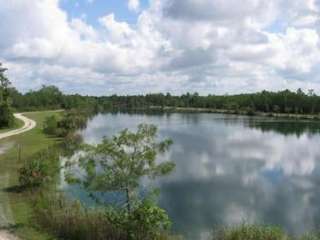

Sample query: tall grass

[212,225,320,240]
[212,224,288,240]
[33,192,125,240]
[32,192,176,240]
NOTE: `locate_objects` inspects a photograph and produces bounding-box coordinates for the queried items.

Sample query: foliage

[127,198,171,239]
[102,196,171,240]
[58,110,88,132]
[10,85,99,111]
[42,109,90,138]
[212,224,288,240]
[7,83,320,116]
[299,233,320,240]
[0,62,14,127]
[211,225,320,240]
[0,102,14,127]
[33,192,125,240]
[61,132,84,156]
[18,147,60,189]
[19,158,49,188]
[102,89,320,116]
[33,192,173,240]
[64,124,175,239]
[43,115,58,135]
[65,124,175,211]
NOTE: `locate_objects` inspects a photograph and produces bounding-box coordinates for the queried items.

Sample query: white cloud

[128,0,140,12]
[0,0,320,95]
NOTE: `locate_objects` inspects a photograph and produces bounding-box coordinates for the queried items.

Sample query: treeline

[9,85,320,115]
[105,89,320,115]
[9,85,101,111]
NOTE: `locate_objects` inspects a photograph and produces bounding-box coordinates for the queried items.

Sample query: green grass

[211,225,320,240]
[0,111,63,240]
[212,224,288,240]
[0,117,24,134]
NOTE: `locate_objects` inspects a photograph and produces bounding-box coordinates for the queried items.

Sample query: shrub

[19,158,49,188]
[127,199,172,239]
[43,115,58,135]
[18,148,59,188]
[58,110,88,132]
[103,199,172,240]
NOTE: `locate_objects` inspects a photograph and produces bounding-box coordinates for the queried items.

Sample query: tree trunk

[125,187,131,213]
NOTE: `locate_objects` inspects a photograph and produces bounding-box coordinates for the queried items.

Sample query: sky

[0,0,320,96]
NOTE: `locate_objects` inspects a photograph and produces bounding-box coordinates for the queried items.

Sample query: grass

[212,225,320,240]
[212,224,288,240]
[0,117,24,134]
[0,111,63,240]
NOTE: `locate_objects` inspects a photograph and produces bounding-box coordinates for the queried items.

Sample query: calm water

[72,112,320,239]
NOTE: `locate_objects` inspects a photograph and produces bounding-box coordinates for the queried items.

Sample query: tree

[66,124,175,211]
[0,63,14,127]
[0,63,10,103]
[65,124,175,238]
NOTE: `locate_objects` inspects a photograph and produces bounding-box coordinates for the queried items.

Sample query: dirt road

[0,113,37,239]
[0,114,36,140]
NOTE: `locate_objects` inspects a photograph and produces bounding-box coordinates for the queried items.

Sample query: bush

[128,199,172,239]
[18,148,59,188]
[43,115,58,135]
[103,199,172,240]
[58,110,88,132]
[43,110,90,137]
[19,159,48,188]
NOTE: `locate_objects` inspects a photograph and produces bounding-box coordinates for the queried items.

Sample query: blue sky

[60,0,149,26]
[1,0,320,95]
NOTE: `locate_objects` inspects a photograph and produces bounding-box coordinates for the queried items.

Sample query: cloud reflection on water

[79,113,320,239]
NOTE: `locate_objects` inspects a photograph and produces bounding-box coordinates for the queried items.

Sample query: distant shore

[147,106,320,120]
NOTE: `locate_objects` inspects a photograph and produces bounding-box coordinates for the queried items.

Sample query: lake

[68,112,320,239]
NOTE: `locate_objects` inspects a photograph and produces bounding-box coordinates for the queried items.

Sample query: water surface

[77,112,320,239]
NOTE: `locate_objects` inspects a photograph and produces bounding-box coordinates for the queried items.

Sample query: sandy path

[0,231,19,240]
[0,113,37,239]
[0,114,36,140]
[0,174,19,240]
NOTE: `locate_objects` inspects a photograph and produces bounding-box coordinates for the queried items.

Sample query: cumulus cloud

[0,0,320,95]
[128,0,140,12]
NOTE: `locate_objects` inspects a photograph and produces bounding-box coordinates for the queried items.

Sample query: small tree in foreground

[65,124,175,239]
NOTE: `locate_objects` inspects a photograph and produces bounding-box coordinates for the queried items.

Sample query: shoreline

[146,106,320,120]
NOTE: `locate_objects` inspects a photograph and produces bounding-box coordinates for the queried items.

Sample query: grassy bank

[0,111,62,240]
